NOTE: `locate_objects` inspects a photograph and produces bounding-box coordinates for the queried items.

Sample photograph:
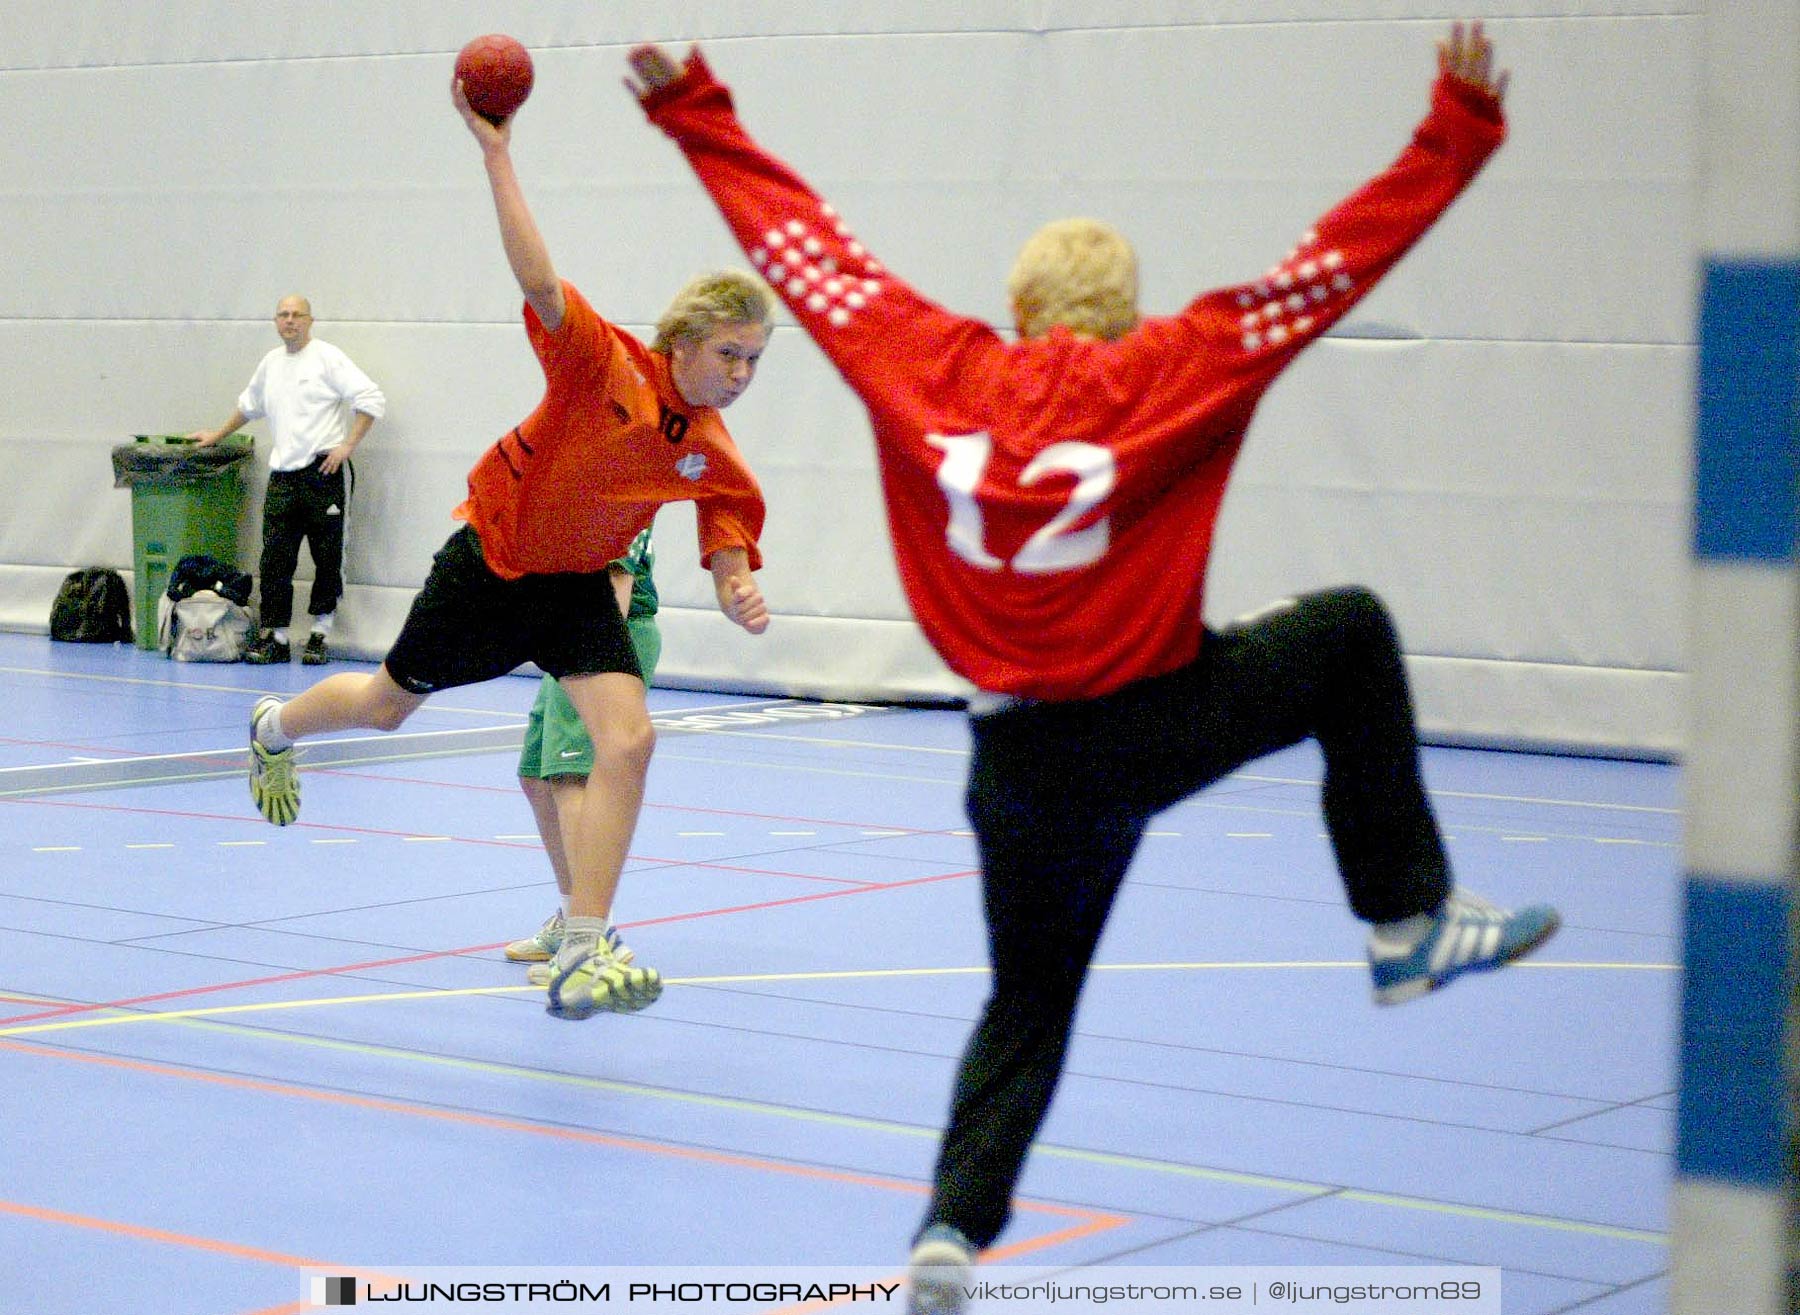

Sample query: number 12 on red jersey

[927,432,1116,575]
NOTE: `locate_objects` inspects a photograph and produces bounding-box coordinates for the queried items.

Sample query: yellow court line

[1033,1146,1665,1246]
[0,960,1673,1248]
[1337,1188,1664,1245]
[0,960,1678,1039]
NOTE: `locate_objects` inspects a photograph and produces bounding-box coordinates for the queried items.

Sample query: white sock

[255,702,294,752]
[312,613,334,636]
[272,627,290,644]
[558,915,612,961]
[1369,910,1436,956]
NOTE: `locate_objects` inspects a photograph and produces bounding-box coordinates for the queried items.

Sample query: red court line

[0,941,505,1027]
[644,859,876,888]
[0,1038,1111,1229]
[627,868,976,931]
[0,1197,405,1314]
[646,801,943,833]
[760,1215,1132,1315]
[0,868,976,1029]
[3,1045,1127,1314]
[0,1196,330,1269]
[303,765,958,837]
[0,735,185,757]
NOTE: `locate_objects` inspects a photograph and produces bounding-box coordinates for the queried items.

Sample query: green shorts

[518,616,661,779]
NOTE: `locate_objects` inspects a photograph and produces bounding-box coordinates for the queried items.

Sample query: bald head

[274,295,314,352]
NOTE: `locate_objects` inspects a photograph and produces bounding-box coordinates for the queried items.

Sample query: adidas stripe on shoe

[1369,890,1560,1006]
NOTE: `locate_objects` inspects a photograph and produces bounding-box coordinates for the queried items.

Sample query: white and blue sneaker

[505,910,566,963]
[1370,890,1560,1006]
[907,1223,975,1315]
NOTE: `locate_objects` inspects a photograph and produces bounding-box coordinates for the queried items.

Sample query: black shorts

[383,526,642,695]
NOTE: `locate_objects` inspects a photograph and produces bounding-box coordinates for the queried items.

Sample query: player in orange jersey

[247,72,775,1022]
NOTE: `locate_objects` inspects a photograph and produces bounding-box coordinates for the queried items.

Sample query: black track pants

[922,586,1451,1247]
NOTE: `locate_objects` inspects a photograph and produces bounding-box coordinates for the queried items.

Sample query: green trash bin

[110,434,254,650]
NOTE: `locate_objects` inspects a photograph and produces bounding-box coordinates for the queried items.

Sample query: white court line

[0,699,865,801]
[2,667,1673,827]
[658,750,1674,845]
[673,729,1676,816]
[0,662,802,725]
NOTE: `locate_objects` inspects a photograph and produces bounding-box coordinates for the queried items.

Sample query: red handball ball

[455,34,534,124]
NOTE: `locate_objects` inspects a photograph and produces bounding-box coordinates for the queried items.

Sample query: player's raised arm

[1171,16,1507,397]
[1439,19,1509,103]
[633,44,1004,429]
[625,44,683,97]
[453,76,566,331]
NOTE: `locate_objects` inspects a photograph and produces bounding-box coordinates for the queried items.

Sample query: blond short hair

[652,270,775,353]
[1006,218,1139,342]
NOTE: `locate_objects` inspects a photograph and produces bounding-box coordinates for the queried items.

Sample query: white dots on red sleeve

[746,199,887,330]
[1230,246,1350,355]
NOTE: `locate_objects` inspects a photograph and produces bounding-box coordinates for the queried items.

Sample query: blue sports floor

[0,631,1676,1313]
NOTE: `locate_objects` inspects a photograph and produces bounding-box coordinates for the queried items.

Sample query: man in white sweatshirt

[193,295,386,664]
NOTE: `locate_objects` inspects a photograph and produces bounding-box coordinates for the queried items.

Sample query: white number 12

[926,432,1115,574]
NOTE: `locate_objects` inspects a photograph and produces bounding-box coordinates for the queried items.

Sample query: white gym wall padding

[0,2,1695,756]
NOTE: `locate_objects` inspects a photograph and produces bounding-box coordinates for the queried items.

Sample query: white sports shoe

[907,1224,975,1315]
[1369,890,1560,1005]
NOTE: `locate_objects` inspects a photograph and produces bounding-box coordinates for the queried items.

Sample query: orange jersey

[456,281,765,580]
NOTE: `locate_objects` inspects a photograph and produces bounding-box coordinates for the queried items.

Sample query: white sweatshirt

[237,338,386,472]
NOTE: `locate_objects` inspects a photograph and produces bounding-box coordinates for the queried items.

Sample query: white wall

[0,1,1696,755]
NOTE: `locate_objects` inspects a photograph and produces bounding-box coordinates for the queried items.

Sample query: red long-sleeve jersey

[644,54,1503,702]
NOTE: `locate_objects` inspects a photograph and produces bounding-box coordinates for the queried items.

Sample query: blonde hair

[652,270,775,353]
[1006,218,1139,341]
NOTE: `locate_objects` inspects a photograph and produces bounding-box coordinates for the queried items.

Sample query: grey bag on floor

[157,589,253,662]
